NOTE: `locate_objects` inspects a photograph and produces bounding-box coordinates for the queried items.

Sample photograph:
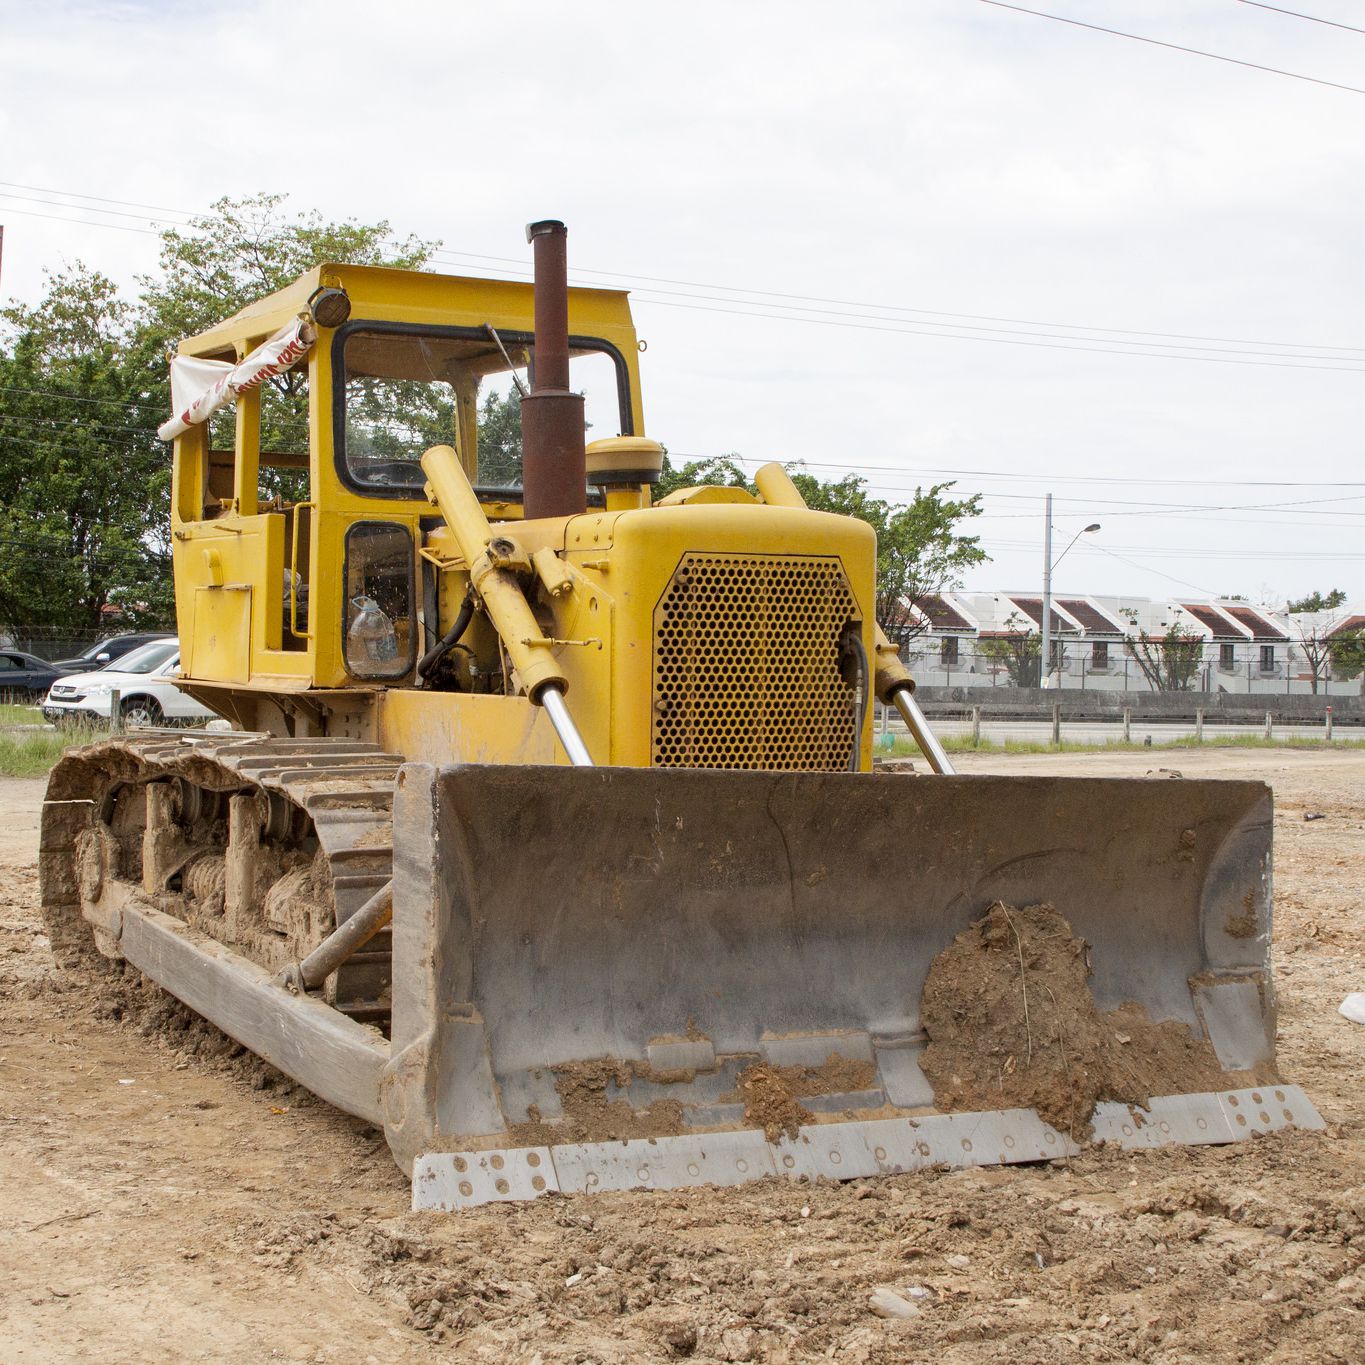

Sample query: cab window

[334,323,631,496]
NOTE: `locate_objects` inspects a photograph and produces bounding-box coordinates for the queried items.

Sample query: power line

[0,181,195,219]
[977,0,1365,95]
[633,295,1365,373]
[431,248,1365,356]
[1088,542,1218,595]
[1236,1,1365,37]
[0,205,160,236]
[0,189,191,227]
[7,181,1365,362]
[432,253,1365,365]
[704,452,1365,488]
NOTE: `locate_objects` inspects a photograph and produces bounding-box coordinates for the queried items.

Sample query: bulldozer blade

[381,764,1320,1202]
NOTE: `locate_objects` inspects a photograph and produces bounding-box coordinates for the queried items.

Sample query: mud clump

[732,1053,875,1142]
[736,1063,812,1142]
[919,902,1253,1140]
[506,1060,685,1146]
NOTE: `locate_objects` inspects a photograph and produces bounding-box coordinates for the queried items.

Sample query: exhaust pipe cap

[526,219,567,243]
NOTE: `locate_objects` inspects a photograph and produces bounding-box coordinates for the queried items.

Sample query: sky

[2,0,1363,605]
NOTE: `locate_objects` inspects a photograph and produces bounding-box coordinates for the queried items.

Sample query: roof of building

[1009,597,1079,634]
[1330,614,1365,637]
[1180,603,1242,638]
[1057,598,1124,635]
[915,593,975,632]
[1222,605,1287,640]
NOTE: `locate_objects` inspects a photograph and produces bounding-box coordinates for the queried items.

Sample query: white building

[903,593,1364,695]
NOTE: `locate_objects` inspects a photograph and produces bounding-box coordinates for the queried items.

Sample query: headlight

[84,683,110,696]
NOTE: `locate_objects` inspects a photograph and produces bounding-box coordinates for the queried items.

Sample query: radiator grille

[652,553,858,770]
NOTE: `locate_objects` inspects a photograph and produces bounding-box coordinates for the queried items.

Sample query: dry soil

[2,749,1363,1363]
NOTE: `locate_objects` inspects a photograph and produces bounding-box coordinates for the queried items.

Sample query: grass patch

[0,729,77,778]
[0,702,43,726]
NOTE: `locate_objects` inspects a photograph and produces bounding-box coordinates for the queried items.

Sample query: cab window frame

[330,319,635,500]
[341,519,418,681]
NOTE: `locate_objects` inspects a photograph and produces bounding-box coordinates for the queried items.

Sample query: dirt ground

[2,749,1363,1363]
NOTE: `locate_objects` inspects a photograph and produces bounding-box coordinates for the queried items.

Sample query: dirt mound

[919,902,1247,1139]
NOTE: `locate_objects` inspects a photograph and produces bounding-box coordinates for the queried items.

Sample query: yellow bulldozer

[41,221,1319,1210]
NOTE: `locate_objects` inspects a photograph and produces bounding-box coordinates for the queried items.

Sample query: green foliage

[0,728,76,777]
[475,388,524,486]
[653,454,749,500]
[1330,626,1365,682]
[146,193,439,500]
[138,193,436,342]
[975,613,1042,687]
[0,265,172,633]
[1287,588,1347,613]
[1121,613,1203,691]
[1284,591,1356,692]
[0,196,439,637]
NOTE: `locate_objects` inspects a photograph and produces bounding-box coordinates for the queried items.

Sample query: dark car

[50,632,174,673]
[0,650,70,702]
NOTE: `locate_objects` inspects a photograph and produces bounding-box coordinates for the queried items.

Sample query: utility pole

[1041,493,1053,690]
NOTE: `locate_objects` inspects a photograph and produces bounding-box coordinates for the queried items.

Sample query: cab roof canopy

[180,263,636,362]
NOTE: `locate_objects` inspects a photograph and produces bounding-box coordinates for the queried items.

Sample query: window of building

[1220,642,1236,671]
[940,636,959,665]
[1260,644,1276,673]
[1091,642,1108,670]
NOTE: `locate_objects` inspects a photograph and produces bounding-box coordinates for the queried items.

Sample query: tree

[976,614,1041,687]
[140,193,436,343]
[1330,626,1365,683]
[1287,588,1346,613]
[0,196,443,642]
[0,265,173,636]
[653,453,749,500]
[652,457,986,641]
[1122,613,1203,691]
[1285,591,1355,693]
[475,388,524,486]
[142,194,441,496]
[786,471,985,642]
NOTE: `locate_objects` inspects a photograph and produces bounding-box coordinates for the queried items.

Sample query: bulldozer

[41,221,1319,1210]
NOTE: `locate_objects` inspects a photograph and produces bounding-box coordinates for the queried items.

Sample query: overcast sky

[2,0,1362,603]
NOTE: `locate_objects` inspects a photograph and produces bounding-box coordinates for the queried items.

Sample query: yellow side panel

[188,588,253,684]
[377,691,560,767]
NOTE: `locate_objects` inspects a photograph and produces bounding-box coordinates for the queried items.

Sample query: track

[40,731,401,1030]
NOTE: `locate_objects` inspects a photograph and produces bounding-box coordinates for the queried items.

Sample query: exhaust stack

[520,220,586,519]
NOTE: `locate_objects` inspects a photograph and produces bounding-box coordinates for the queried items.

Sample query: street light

[1041,494,1100,689]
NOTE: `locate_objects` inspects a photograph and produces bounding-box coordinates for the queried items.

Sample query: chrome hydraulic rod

[891,686,956,775]
[541,685,594,766]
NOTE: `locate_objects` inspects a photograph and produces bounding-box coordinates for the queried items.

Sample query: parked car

[41,640,218,728]
[0,649,71,702]
[50,631,174,673]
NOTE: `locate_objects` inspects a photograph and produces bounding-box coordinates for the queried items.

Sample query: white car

[42,639,218,729]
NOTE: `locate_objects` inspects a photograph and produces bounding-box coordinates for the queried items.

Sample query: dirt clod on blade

[919,901,1261,1139]
[735,1063,812,1142]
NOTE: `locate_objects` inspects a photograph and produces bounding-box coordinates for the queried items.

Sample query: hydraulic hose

[417,589,475,681]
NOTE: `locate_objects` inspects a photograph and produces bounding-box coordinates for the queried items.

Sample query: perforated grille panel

[652,553,858,770]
